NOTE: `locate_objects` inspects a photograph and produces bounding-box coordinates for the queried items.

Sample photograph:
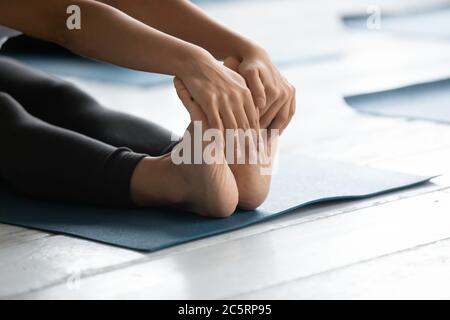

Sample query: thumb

[173,77,205,122]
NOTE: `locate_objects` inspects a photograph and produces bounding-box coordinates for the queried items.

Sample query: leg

[0,56,178,156]
[0,92,238,216]
[0,92,145,206]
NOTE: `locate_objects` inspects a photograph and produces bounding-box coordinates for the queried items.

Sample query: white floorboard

[15,190,450,299]
[1,0,450,299]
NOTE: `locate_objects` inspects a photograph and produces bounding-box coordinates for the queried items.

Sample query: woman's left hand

[232,46,296,134]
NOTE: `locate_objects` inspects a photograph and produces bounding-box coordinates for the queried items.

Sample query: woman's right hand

[176,50,258,133]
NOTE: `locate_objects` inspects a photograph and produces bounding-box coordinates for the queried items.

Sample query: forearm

[100,0,257,60]
[0,0,210,76]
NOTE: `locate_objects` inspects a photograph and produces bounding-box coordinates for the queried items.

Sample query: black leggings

[0,56,179,206]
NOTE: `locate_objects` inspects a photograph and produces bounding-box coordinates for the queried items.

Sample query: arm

[0,0,202,76]
[0,0,257,134]
[100,0,296,132]
[98,0,255,61]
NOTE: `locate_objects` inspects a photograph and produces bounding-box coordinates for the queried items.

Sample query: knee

[0,91,13,102]
[0,92,26,126]
[0,91,16,104]
[50,80,84,101]
[48,80,96,112]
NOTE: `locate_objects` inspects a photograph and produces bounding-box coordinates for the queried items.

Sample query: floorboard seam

[224,236,450,299]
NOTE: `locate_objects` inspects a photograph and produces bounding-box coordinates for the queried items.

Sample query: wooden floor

[2,0,450,299]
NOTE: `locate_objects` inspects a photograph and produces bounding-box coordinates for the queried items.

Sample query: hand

[177,50,258,133]
[232,46,296,134]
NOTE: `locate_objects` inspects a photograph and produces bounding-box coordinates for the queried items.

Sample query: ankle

[130,155,188,207]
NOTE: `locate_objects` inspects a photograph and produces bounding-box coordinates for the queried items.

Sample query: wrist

[175,44,218,79]
[231,37,266,60]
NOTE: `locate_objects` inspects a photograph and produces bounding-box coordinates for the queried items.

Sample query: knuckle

[206,94,216,104]
[212,115,221,124]
[265,85,276,96]
[228,92,241,106]
[281,88,290,100]
[270,87,281,98]
[239,86,251,96]
[280,113,290,122]
[243,68,257,77]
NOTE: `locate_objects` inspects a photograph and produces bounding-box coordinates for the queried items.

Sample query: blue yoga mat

[344,78,450,124]
[0,154,432,251]
[342,5,450,39]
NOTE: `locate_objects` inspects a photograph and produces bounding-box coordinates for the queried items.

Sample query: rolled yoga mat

[342,5,450,39]
[344,78,450,124]
[0,154,432,251]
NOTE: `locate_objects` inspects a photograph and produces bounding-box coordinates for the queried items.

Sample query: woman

[0,0,296,217]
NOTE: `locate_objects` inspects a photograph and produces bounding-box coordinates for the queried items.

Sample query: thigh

[0,56,96,116]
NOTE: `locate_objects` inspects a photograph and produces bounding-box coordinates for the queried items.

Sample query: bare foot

[130,91,238,218]
[174,58,275,211]
[227,131,275,211]
[222,57,274,210]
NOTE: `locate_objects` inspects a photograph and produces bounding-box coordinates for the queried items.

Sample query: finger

[173,77,183,90]
[175,88,192,109]
[224,58,266,111]
[180,92,205,123]
[173,77,193,102]
[254,107,262,150]
[236,98,263,160]
[219,105,240,163]
[230,98,250,131]
[259,87,278,118]
[280,92,296,134]
[208,107,224,133]
[182,95,206,123]
[243,96,260,151]
[220,101,239,131]
[173,77,206,123]
[243,89,259,128]
[257,73,277,115]
[223,57,240,72]
[242,68,266,110]
[268,103,290,135]
[259,99,283,129]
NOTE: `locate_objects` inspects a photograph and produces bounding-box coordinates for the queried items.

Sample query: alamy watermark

[366,5,382,30]
[66,5,81,30]
[170,122,278,176]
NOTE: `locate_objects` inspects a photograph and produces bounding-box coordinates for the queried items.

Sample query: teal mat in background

[5,52,340,87]
[7,55,173,87]
[345,78,450,124]
[0,154,432,251]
